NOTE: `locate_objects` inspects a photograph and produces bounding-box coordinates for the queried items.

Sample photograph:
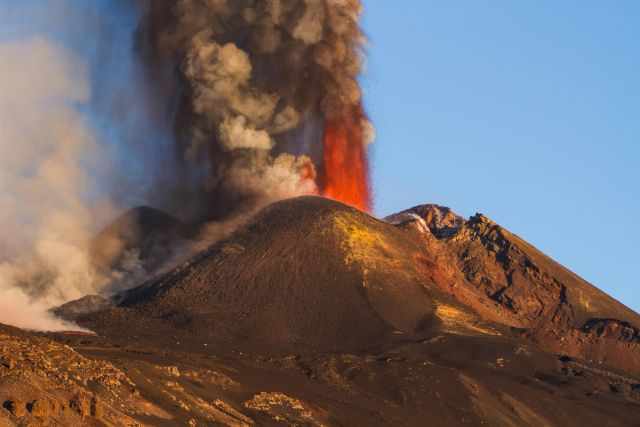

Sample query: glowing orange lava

[321,105,371,212]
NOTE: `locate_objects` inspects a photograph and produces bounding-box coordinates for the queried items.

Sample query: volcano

[80,197,440,353]
[90,206,193,275]
[1,197,639,426]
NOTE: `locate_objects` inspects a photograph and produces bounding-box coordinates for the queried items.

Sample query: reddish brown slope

[33,196,640,426]
[394,204,640,375]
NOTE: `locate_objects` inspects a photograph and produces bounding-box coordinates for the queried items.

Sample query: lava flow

[321,105,372,212]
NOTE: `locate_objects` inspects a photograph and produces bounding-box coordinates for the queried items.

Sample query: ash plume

[135,0,370,218]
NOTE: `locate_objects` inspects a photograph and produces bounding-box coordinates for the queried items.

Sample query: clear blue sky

[362,2,639,312]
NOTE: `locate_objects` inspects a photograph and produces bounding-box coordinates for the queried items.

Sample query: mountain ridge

[1,196,638,426]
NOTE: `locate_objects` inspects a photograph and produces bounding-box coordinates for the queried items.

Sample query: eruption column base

[321,106,371,212]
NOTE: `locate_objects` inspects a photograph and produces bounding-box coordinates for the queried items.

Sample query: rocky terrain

[1,196,639,426]
[390,203,640,375]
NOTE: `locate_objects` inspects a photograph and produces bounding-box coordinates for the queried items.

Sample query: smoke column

[0,0,372,330]
[135,0,373,214]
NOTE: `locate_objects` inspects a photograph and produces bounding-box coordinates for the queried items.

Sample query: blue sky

[362,2,639,311]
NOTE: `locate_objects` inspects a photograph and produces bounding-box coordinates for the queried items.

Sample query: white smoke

[0,286,86,332]
[0,1,175,331]
[0,37,107,330]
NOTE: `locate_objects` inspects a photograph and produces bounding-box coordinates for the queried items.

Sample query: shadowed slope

[82,197,449,353]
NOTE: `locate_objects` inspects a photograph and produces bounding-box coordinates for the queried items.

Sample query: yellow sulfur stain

[330,213,399,268]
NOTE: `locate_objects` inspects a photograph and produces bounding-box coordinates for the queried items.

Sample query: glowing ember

[321,105,372,212]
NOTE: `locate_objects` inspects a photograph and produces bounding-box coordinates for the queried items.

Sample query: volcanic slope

[390,204,640,375]
[8,196,640,426]
[83,196,467,353]
[81,197,640,365]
